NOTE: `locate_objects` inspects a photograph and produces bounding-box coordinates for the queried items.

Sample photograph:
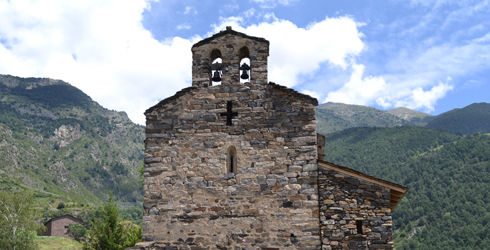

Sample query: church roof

[145,82,318,115]
[268,82,318,106]
[145,86,197,114]
[318,160,409,210]
[44,214,83,225]
[192,27,269,48]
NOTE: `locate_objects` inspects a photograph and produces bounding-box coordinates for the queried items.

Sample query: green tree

[83,193,141,250]
[57,202,65,209]
[0,191,44,250]
[67,223,86,242]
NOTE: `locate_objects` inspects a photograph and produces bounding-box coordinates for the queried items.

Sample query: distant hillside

[387,107,434,126]
[323,126,490,249]
[0,74,144,206]
[315,102,432,134]
[426,102,490,135]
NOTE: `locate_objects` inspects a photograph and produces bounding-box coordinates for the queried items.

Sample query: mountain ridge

[316,102,428,134]
[0,74,144,206]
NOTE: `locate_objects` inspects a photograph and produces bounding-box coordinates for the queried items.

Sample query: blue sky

[0,0,489,124]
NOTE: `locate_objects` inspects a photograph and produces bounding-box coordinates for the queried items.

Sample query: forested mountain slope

[0,74,144,205]
[323,127,490,249]
[426,102,490,135]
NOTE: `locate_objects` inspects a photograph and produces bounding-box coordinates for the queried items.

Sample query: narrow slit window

[356,220,363,234]
[227,146,237,173]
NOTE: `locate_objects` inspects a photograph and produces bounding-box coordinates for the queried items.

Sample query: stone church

[130,27,408,250]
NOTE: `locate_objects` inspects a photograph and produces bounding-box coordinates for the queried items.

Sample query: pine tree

[83,193,141,250]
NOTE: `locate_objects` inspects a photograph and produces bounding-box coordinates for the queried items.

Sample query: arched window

[227,146,237,173]
[239,46,250,83]
[210,49,222,85]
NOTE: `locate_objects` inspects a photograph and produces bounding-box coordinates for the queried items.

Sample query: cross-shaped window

[220,101,238,126]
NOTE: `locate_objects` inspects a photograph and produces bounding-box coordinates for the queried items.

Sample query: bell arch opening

[239,46,251,83]
[210,49,222,85]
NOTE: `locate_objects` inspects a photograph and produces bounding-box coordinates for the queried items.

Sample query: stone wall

[317,166,393,250]
[143,81,320,250]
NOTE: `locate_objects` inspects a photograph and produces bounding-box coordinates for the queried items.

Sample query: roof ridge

[192,29,269,48]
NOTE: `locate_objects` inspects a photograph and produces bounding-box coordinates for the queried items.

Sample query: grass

[35,236,83,250]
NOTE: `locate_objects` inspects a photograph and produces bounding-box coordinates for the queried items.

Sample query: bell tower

[191,26,270,87]
[142,27,322,250]
[137,25,408,250]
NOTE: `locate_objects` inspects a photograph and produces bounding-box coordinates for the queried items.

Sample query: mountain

[315,102,434,134]
[387,107,434,126]
[322,126,490,249]
[426,102,490,135]
[3,73,489,249]
[0,74,144,206]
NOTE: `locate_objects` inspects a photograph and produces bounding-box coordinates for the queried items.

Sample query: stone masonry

[129,28,408,250]
[317,161,402,250]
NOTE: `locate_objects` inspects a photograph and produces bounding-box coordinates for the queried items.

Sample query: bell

[240,63,250,80]
[211,62,222,70]
[239,63,250,71]
[240,70,249,80]
[211,71,221,82]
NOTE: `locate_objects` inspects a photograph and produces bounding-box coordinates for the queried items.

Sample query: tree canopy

[0,191,43,250]
[83,193,141,250]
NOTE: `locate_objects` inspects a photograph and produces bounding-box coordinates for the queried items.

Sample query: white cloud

[301,90,320,100]
[213,16,245,31]
[221,4,240,13]
[226,16,365,87]
[177,23,191,30]
[243,8,257,18]
[324,64,386,106]
[407,82,454,111]
[251,0,299,8]
[184,6,197,15]
[375,81,453,112]
[474,32,490,43]
[323,64,454,112]
[0,0,193,125]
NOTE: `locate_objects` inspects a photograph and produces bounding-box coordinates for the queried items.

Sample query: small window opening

[210,49,222,85]
[227,146,237,173]
[356,220,363,234]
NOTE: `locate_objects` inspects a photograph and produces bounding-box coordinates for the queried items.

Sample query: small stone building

[132,27,408,250]
[42,214,83,238]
